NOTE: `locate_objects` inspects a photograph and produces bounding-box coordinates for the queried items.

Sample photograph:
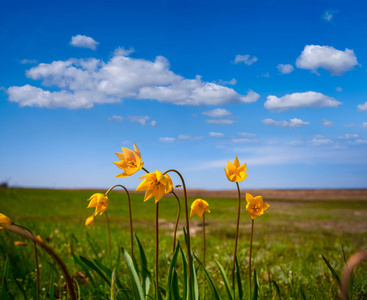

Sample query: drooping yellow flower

[224,156,248,182]
[0,213,14,229]
[114,142,144,177]
[245,193,269,219]
[85,215,95,226]
[136,170,173,203]
[87,193,109,215]
[190,199,210,218]
[14,241,28,247]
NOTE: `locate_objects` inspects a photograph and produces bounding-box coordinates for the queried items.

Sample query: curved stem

[163,169,192,297]
[15,224,39,299]
[249,219,254,296]
[171,190,181,253]
[6,226,76,300]
[142,167,150,174]
[203,213,206,267]
[232,182,241,293]
[155,202,159,300]
[105,212,111,255]
[105,184,134,259]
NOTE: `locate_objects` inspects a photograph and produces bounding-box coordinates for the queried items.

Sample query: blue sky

[1,0,366,190]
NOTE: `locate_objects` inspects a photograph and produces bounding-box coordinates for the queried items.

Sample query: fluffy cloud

[238,132,256,137]
[159,137,176,143]
[336,87,342,92]
[296,45,359,76]
[264,91,341,112]
[209,132,224,138]
[20,59,38,65]
[233,54,258,65]
[108,115,124,121]
[311,135,334,146]
[350,139,367,145]
[323,11,333,22]
[357,102,367,112]
[127,116,150,126]
[338,134,359,140]
[202,108,232,118]
[159,134,202,143]
[277,64,294,74]
[8,51,259,109]
[363,123,367,128]
[217,78,237,86]
[205,119,235,125]
[262,118,310,128]
[70,35,99,50]
[322,119,334,127]
[232,138,258,143]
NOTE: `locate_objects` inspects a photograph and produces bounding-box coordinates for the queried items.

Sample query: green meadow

[1,188,366,299]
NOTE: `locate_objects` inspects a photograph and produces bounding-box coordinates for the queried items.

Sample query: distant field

[1,188,367,299]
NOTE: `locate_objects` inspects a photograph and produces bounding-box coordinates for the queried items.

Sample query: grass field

[1,188,367,299]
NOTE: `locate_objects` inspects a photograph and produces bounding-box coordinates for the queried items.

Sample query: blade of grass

[300,286,307,300]
[135,234,151,298]
[194,255,221,300]
[1,254,10,300]
[49,269,55,300]
[179,245,189,300]
[321,255,340,285]
[72,253,95,287]
[172,270,180,300]
[235,257,243,300]
[251,269,259,300]
[121,247,145,300]
[166,241,181,300]
[351,275,367,299]
[79,255,111,285]
[271,280,281,299]
[215,260,233,300]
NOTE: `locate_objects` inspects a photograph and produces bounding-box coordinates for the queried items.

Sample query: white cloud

[238,132,256,137]
[233,54,258,65]
[323,11,333,22]
[357,102,367,112]
[260,72,270,78]
[311,135,334,146]
[151,120,157,127]
[336,87,342,92]
[264,91,341,112]
[70,35,99,50]
[296,45,359,76]
[202,108,232,118]
[127,116,150,126]
[205,119,235,125]
[159,137,176,143]
[262,118,310,128]
[7,51,259,109]
[217,78,237,86]
[209,132,224,138]
[108,115,124,121]
[350,139,367,145]
[232,138,258,143]
[287,140,304,146]
[338,133,359,140]
[322,119,334,127]
[20,59,38,65]
[277,64,294,74]
[363,123,367,128]
[113,47,134,56]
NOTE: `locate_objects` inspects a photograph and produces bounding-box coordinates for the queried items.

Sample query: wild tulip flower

[85,215,95,226]
[224,156,248,182]
[246,193,270,219]
[0,213,14,229]
[136,170,173,202]
[87,193,109,215]
[114,142,144,177]
[14,241,28,246]
[190,199,210,218]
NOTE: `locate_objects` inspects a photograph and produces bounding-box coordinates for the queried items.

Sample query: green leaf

[271,280,281,299]
[321,255,340,285]
[194,255,221,300]
[251,269,259,300]
[135,234,151,298]
[1,255,10,300]
[172,270,181,300]
[351,274,367,299]
[121,247,145,300]
[300,286,307,300]
[179,245,189,300]
[49,269,55,300]
[166,241,181,300]
[79,255,111,285]
[215,260,233,300]
[235,257,243,300]
[72,253,95,287]
[111,268,117,300]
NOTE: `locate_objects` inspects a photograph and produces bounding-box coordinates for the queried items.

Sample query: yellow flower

[87,193,109,215]
[114,142,144,177]
[136,170,173,203]
[36,235,44,243]
[224,156,248,182]
[190,199,210,218]
[0,213,14,229]
[85,215,95,226]
[246,193,269,219]
[14,241,28,247]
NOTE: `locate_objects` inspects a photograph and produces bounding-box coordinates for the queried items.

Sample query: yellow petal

[246,193,253,203]
[0,213,13,229]
[133,142,141,159]
[155,170,164,181]
[85,215,94,226]
[154,185,165,203]
[144,189,154,202]
[165,174,173,193]
[14,241,28,246]
[233,156,240,168]
[263,202,270,210]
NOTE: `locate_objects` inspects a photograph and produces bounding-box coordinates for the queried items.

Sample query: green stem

[105,212,111,256]
[105,185,134,259]
[232,182,241,295]
[15,224,39,299]
[6,226,76,300]
[163,169,193,297]
[249,219,254,296]
[155,202,159,300]
[203,213,206,266]
[171,190,181,253]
